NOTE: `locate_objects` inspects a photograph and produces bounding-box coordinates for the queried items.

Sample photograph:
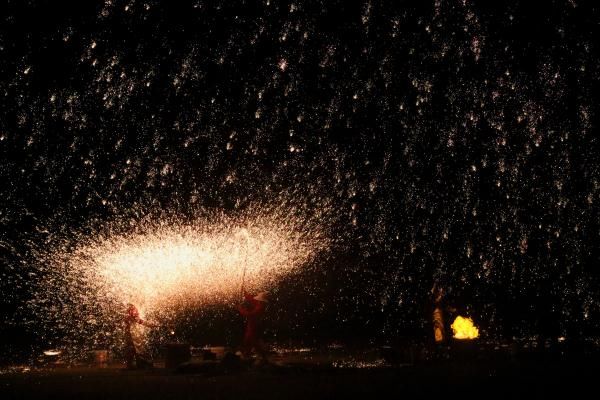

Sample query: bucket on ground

[203,346,226,360]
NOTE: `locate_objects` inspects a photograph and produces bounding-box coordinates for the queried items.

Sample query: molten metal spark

[88,223,314,311]
[28,207,331,354]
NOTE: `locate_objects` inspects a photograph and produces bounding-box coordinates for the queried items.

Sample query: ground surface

[1,353,597,400]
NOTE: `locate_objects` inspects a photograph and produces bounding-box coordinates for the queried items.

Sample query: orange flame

[451,316,479,340]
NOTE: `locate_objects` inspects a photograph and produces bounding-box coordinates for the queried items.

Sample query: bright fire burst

[451,316,480,340]
[28,207,331,352]
[90,223,316,310]
[73,219,325,311]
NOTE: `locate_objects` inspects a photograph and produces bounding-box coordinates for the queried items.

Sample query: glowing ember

[43,350,62,356]
[451,316,479,340]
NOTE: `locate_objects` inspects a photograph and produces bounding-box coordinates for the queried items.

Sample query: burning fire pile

[451,316,480,340]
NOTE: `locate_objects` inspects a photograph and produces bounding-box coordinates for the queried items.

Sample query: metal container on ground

[206,346,226,360]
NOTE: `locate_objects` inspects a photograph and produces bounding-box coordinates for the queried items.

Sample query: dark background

[1,0,599,358]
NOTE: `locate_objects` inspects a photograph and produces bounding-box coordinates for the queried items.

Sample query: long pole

[241,264,247,298]
[240,229,249,298]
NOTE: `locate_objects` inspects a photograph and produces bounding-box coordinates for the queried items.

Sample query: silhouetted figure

[429,284,456,349]
[123,303,155,369]
[431,284,447,344]
[237,291,268,363]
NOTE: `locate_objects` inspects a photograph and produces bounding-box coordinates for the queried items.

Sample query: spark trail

[25,205,332,354]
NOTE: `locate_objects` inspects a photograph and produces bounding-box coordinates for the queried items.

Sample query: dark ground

[1,349,598,399]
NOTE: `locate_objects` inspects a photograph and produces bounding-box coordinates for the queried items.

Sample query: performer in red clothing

[123,303,155,369]
[237,291,268,362]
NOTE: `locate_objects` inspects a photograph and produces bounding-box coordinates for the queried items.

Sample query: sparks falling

[90,223,318,309]
[25,205,332,353]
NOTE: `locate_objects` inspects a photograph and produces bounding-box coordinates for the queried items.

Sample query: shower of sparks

[84,222,318,308]
[1,0,599,357]
[25,206,332,354]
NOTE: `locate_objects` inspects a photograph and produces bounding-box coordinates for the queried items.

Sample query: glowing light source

[86,222,319,311]
[451,316,479,340]
[29,207,331,354]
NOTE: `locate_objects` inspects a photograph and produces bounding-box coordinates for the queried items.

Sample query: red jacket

[238,293,265,337]
[124,304,147,329]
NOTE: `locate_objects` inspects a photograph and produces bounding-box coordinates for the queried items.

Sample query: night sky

[1,0,599,356]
